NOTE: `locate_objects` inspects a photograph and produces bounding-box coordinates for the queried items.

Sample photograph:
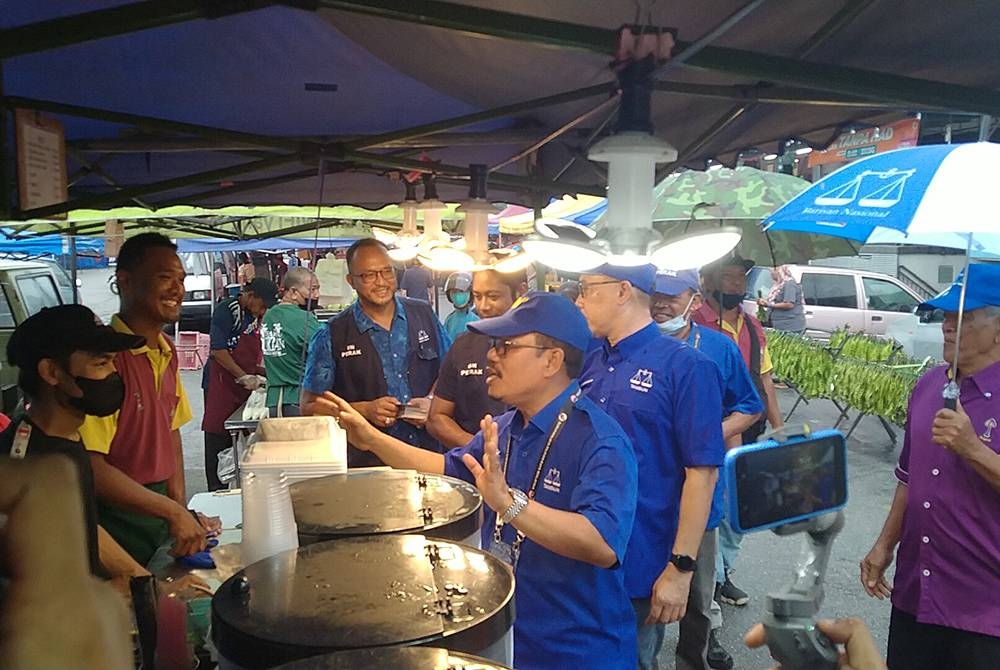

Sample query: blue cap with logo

[587,262,658,294]
[468,291,591,353]
[653,268,701,296]
[919,264,1000,312]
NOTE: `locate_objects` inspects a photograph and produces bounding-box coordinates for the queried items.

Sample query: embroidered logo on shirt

[340,344,363,359]
[460,362,484,376]
[629,368,654,392]
[417,329,430,344]
[981,417,997,442]
[543,467,562,493]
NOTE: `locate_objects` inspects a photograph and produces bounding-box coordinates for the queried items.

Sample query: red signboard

[808,118,921,168]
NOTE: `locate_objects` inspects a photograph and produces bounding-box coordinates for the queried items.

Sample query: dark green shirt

[261,303,322,407]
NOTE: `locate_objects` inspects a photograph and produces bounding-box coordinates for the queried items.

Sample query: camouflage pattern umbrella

[649,166,858,265]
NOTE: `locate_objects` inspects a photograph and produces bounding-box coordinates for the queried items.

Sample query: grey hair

[283,266,316,292]
[979,305,1000,320]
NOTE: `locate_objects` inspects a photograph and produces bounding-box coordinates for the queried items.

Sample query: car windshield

[180,252,211,276]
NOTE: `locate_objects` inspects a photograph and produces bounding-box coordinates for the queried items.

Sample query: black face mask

[713,290,744,311]
[298,299,316,312]
[68,372,125,417]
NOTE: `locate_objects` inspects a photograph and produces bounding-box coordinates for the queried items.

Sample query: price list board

[15,109,68,218]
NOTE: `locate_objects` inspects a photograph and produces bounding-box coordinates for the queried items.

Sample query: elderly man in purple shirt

[861,264,1000,670]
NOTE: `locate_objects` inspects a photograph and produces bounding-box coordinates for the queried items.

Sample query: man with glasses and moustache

[301,238,450,465]
[316,292,638,670]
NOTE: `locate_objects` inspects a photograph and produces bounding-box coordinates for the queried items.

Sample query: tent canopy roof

[2,1,998,234]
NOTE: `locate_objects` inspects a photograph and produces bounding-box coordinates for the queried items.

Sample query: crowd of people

[1,231,998,670]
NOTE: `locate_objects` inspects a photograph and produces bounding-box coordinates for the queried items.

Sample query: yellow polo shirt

[719,313,774,375]
[80,315,192,454]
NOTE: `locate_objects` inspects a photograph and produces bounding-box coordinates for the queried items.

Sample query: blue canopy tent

[2,1,1000,240]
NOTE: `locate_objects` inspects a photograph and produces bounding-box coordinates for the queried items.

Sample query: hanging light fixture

[522,48,741,272]
[418,164,533,273]
[387,180,423,262]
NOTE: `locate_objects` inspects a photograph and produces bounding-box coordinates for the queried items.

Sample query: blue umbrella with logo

[763,142,1000,407]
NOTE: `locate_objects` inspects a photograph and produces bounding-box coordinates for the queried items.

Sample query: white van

[744,264,937,345]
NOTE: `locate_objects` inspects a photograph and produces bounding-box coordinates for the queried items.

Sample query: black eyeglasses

[578,279,622,298]
[489,337,552,357]
[351,267,395,285]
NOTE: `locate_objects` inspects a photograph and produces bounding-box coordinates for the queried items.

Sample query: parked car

[744,264,943,356]
[0,260,68,413]
[178,250,236,332]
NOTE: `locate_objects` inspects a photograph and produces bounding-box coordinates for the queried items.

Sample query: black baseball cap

[7,305,146,370]
[244,277,279,307]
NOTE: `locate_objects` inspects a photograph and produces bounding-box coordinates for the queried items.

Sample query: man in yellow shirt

[692,253,783,613]
[81,233,210,565]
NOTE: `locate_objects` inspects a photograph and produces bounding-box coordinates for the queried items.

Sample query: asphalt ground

[79,267,902,669]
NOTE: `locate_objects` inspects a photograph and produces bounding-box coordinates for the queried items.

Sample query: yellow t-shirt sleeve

[80,412,120,455]
[172,369,193,430]
[761,345,774,375]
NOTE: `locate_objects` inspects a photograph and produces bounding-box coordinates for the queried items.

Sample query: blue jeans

[715,517,743,584]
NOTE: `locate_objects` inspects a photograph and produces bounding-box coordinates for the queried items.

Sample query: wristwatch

[670,553,697,573]
[501,488,529,524]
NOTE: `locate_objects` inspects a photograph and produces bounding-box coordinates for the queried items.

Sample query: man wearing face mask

[442,271,478,341]
[262,268,322,418]
[3,305,147,579]
[2,304,212,597]
[693,253,783,610]
[651,269,764,670]
[202,276,278,490]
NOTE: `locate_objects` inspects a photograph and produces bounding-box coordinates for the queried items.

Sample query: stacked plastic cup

[241,470,299,566]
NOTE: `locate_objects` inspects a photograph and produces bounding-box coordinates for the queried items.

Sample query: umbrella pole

[943,234,974,410]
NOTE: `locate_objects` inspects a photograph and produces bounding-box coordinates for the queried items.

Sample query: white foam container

[241,416,348,485]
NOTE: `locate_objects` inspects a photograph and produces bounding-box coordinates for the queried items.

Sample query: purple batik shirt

[893,361,1000,638]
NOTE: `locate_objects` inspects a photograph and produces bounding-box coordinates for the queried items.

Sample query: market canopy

[2,1,999,233]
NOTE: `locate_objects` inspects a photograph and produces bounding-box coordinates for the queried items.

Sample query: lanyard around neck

[494,388,579,549]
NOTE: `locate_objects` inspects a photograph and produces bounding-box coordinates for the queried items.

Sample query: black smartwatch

[670,553,696,573]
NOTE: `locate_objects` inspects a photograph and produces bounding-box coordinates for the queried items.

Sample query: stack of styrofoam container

[240,416,348,485]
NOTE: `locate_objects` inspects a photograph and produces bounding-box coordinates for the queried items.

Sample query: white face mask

[655,294,696,336]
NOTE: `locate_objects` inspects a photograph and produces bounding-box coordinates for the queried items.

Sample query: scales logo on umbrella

[814,168,916,209]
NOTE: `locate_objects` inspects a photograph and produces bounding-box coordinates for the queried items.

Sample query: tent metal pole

[346,83,617,150]
[657,0,877,177]
[3,96,302,153]
[17,154,301,220]
[0,62,9,219]
[340,149,603,197]
[322,0,1000,116]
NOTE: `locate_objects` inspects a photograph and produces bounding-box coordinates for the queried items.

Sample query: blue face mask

[451,292,470,309]
[655,294,696,336]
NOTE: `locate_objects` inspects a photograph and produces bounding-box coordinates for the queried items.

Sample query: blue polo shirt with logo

[581,322,726,598]
[443,383,638,670]
[683,322,763,529]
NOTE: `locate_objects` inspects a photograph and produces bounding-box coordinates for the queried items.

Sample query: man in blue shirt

[576,263,726,670]
[314,292,638,670]
[301,238,450,466]
[651,268,764,670]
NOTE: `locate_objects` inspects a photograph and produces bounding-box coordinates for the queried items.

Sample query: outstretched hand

[318,391,381,449]
[462,415,512,513]
[744,618,887,670]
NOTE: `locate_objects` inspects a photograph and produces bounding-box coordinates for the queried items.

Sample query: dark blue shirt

[444,383,638,670]
[683,322,763,529]
[581,322,726,598]
[202,298,255,390]
[303,297,450,403]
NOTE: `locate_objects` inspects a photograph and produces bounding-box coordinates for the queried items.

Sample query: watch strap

[501,488,529,524]
[670,553,697,572]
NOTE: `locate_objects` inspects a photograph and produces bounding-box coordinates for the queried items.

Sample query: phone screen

[729,432,848,533]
